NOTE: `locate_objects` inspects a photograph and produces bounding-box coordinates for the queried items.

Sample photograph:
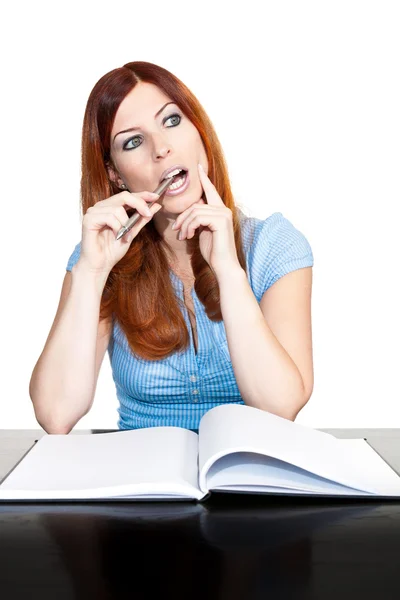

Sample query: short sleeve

[248,212,314,302]
[66,241,82,271]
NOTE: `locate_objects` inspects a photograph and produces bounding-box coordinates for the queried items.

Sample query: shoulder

[240,211,310,250]
[240,211,314,302]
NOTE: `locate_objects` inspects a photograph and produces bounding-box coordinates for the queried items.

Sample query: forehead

[111,82,172,134]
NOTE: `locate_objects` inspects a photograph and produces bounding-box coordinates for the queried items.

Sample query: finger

[91,205,130,225]
[84,212,127,238]
[180,213,207,241]
[121,192,157,217]
[92,202,152,222]
[197,164,213,188]
[103,190,160,209]
[172,200,208,230]
[197,164,222,206]
[182,209,224,240]
[120,203,163,239]
[140,191,161,203]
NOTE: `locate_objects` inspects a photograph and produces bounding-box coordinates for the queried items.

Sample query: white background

[1,0,399,429]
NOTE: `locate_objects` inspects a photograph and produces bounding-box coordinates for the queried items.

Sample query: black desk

[1,428,400,599]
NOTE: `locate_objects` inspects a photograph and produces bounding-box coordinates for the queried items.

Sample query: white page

[211,485,373,497]
[198,404,400,495]
[205,445,398,496]
[0,427,204,501]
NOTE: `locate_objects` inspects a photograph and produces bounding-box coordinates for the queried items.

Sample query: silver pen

[116,176,175,241]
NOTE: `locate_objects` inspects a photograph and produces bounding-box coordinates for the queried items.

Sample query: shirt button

[192,389,199,394]
[190,375,197,382]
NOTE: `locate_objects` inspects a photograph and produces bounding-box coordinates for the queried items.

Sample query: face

[108,82,208,217]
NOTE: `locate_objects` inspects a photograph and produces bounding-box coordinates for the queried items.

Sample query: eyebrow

[113,101,176,143]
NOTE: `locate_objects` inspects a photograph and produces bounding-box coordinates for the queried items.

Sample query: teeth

[165,168,184,179]
[169,175,186,190]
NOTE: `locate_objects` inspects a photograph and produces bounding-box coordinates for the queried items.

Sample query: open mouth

[170,169,187,185]
[165,168,189,195]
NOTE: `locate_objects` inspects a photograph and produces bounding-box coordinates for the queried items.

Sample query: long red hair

[80,61,248,361]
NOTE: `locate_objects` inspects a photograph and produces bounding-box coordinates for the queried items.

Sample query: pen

[116,176,174,240]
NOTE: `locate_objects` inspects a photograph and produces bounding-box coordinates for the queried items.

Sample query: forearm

[29,262,109,433]
[217,267,305,421]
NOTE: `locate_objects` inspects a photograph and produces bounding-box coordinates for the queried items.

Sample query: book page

[205,448,376,496]
[0,427,204,501]
[198,404,400,495]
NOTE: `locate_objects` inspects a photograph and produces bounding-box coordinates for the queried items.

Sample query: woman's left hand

[172,163,242,279]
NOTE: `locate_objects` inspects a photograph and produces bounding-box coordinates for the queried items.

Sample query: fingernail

[150,192,160,197]
[146,208,152,216]
[171,221,177,230]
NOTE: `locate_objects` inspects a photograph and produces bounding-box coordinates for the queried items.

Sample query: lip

[160,164,188,183]
[165,170,190,196]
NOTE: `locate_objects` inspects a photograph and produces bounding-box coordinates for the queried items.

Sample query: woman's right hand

[78,190,162,274]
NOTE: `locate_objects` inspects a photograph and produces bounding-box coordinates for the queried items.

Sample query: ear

[106,161,124,188]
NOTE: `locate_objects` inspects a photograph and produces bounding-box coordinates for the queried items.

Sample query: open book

[1,404,400,501]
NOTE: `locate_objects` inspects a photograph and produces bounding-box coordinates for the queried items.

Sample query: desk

[1,428,400,600]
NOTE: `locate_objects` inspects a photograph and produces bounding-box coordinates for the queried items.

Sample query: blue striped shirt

[66,211,314,430]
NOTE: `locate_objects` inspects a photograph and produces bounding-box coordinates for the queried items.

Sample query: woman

[29,61,314,434]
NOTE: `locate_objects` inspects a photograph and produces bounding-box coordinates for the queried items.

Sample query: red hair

[80,61,248,361]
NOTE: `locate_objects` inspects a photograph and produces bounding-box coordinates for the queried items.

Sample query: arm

[217,266,313,421]
[29,263,112,434]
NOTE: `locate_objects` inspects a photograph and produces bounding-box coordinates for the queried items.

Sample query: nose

[152,133,172,160]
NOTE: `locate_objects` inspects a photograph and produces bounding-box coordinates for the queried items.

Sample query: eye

[123,113,182,151]
[123,135,142,151]
[164,113,181,127]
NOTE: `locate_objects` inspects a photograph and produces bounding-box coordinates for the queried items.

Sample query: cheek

[120,156,147,179]
[189,139,206,167]
[189,134,208,164]
[184,123,203,147]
